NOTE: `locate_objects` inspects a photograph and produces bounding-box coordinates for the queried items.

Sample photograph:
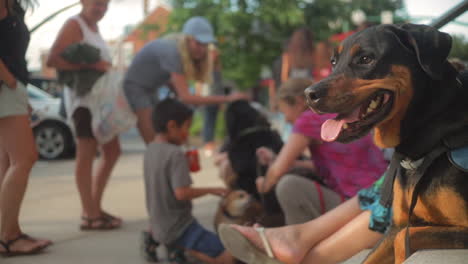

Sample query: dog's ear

[385,23,452,80]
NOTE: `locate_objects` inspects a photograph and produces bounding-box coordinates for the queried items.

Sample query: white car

[28,84,75,160]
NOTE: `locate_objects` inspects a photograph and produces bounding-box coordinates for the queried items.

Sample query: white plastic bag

[89,71,136,144]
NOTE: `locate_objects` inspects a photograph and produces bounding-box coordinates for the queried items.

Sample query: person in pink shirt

[255,78,387,224]
[218,78,389,264]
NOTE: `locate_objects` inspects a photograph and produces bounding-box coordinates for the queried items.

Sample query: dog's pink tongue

[321,119,345,142]
[321,108,360,142]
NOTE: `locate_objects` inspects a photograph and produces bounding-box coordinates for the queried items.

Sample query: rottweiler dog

[305,23,468,263]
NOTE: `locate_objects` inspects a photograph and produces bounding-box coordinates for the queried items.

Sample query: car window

[27,84,54,99]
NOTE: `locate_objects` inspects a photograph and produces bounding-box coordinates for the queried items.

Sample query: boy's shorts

[173,220,225,258]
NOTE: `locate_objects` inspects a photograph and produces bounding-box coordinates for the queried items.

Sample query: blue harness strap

[448,146,468,172]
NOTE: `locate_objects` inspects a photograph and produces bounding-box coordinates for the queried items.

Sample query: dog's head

[225,100,270,139]
[220,190,256,218]
[305,24,457,149]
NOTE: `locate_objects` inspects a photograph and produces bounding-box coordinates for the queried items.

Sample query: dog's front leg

[362,228,399,264]
[393,226,468,264]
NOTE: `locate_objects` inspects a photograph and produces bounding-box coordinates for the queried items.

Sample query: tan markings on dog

[346,66,413,148]
[337,44,344,54]
[374,66,413,147]
[350,44,361,57]
[422,188,468,226]
[392,178,409,226]
[214,190,263,230]
[394,226,432,264]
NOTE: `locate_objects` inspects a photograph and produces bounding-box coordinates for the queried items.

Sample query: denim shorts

[123,80,160,112]
[173,220,225,258]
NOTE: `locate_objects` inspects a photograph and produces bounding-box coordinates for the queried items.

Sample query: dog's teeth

[370,100,378,109]
[367,107,374,114]
[343,123,348,129]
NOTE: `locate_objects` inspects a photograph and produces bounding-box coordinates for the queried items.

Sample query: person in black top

[0,0,52,257]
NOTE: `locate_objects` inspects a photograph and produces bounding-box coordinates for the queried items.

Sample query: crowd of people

[1,0,448,263]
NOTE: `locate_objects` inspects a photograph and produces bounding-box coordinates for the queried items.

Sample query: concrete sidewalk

[4,137,222,264]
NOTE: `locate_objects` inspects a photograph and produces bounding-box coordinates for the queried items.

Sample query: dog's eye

[330,58,337,66]
[357,55,374,65]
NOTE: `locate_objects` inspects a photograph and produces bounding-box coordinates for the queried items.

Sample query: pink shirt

[293,111,387,198]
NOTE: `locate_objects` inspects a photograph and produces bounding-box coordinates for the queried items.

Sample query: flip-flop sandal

[80,216,121,231]
[0,233,49,257]
[219,224,284,264]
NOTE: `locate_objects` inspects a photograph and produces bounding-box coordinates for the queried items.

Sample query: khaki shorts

[0,81,28,119]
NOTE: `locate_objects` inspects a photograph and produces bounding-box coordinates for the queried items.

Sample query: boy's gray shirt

[144,141,194,244]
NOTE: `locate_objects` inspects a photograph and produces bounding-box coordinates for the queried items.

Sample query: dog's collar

[236,126,271,140]
[400,157,424,170]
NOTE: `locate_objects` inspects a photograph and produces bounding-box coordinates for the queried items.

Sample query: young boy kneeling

[143,98,236,264]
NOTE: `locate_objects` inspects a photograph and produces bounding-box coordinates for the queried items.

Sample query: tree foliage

[165,0,404,88]
[450,35,468,62]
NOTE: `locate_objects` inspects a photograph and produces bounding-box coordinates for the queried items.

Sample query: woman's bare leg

[0,148,8,192]
[75,137,100,219]
[301,211,382,264]
[135,107,155,145]
[229,197,362,264]
[92,136,121,222]
[0,115,49,252]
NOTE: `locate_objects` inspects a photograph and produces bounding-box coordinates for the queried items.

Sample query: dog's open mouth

[321,90,394,142]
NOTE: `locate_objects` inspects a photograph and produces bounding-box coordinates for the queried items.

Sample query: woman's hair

[285,27,315,68]
[278,78,314,106]
[314,41,332,70]
[164,33,214,84]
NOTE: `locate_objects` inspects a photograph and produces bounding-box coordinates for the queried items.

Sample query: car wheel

[34,122,72,160]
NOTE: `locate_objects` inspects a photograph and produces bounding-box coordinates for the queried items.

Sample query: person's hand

[89,61,111,72]
[27,104,33,115]
[256,176,274,194]
[214,152,228,167]
[4,76,17,89]
[255,176,275,193]
[256,147,276,166]
[228,92,250,102]
[211,187,229,197]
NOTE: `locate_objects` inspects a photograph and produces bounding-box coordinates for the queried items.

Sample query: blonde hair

[278,78,314,106]
[165,33,214,84]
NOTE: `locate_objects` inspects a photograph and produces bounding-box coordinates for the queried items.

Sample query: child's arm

[174,186,227,201]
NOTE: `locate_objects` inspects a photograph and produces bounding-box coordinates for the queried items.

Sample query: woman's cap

[182,16,216,44]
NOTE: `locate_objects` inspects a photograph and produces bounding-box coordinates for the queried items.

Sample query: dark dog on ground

[214,190,263,232]
[305,23,468,264]
[223,100,285,226]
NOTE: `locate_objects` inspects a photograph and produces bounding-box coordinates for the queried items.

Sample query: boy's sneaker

[167,245,188,264]
[140,231,160,262]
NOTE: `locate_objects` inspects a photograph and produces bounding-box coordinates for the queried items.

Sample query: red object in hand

[186,149,201,172]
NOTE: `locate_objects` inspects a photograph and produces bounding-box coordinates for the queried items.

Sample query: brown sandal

[0,233,49,257]
[80,216,121,231]
[101,212,123,226]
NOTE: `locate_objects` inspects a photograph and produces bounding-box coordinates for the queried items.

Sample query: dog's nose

[305,83,327,103]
